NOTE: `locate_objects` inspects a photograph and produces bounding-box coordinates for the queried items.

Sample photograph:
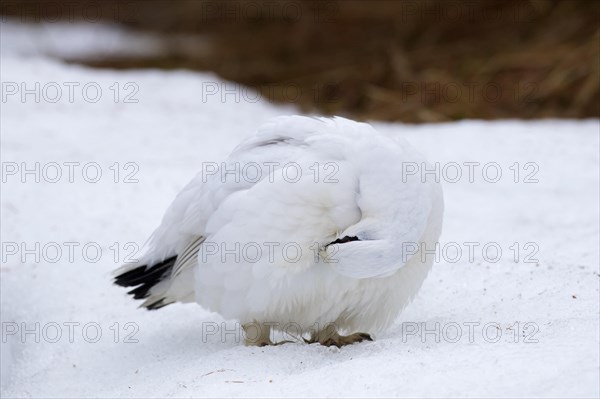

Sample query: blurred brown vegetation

[3,0,599,122]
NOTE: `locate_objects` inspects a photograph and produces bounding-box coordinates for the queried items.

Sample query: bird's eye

[328,236,360,246]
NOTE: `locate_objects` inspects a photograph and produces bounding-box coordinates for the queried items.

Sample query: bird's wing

[171,235,206,277]
[131,116,440,284]
[320,124,443,279]
[135,116,344,268]
[327,177,439,279]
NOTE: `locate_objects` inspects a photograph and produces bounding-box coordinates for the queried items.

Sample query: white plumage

[115,116,443,346]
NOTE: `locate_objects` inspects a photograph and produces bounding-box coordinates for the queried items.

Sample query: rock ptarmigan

[114,116,444,347]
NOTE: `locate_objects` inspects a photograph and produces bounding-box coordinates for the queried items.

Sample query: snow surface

[0,21,165,60]
[1,21,599,398]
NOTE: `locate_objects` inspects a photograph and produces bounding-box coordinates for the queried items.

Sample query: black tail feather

[114,255,177,307]
[145,298,172,310]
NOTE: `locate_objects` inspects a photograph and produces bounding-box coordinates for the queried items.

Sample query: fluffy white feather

[115,116,444,339]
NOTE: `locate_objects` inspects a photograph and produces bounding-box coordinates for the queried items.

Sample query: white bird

[114,116,443,347]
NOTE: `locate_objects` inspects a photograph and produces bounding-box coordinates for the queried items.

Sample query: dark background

[3,0,598,122]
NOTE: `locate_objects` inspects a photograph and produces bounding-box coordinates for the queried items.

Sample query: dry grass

[4,0,598,122]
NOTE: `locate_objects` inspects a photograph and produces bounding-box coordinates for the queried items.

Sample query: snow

[0,20,165,60]
[1,21,599,398]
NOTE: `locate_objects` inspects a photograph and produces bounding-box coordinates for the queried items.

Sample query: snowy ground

[1,22,599,398]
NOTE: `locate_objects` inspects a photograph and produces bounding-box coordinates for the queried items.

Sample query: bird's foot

[305,330,373,348]
[243,322,272,346]
[249,339,272,347]
[247,338,295,347]
[242,323,295,346]
[273,340,294,346]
